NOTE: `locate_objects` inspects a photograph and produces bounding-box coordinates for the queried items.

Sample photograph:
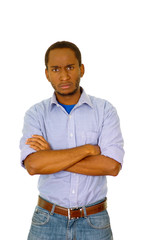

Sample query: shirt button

[69,115,72,119]
[70,133,73,137]
[72,190,75,194]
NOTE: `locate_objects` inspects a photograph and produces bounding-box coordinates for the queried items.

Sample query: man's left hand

[26,135,51,151]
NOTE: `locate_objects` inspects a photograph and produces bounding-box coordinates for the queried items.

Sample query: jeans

[27,200,113,240]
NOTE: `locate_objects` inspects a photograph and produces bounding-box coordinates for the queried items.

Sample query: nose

[60,68,70,81]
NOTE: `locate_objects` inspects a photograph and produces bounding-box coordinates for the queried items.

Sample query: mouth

[59,83,73,90]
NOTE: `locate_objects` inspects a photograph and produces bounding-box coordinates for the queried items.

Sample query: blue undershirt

[58,102,75,114]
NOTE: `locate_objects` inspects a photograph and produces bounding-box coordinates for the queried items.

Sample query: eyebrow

[50,64,75,68]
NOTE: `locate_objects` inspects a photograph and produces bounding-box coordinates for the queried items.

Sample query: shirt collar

[78,88,93,108]
[50,88,93,109]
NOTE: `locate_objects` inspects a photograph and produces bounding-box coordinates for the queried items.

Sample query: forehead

[48,48,78,66]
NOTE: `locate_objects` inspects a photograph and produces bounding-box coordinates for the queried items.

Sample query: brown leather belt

[38,196,107,220]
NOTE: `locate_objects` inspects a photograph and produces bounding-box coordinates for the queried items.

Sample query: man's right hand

[87,144,101,156]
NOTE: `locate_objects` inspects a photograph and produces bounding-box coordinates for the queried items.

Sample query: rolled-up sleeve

[19,106,43,168]
[98,102,124,165]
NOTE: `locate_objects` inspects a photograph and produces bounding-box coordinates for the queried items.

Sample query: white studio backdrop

[0,0,159,239]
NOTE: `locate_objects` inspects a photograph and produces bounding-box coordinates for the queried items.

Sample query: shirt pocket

[85,131,98,145]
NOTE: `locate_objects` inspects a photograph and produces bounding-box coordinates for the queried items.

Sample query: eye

[66,65,74,71]
[52,68,60,72]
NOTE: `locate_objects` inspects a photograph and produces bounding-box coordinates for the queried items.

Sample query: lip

[59,83,72,89]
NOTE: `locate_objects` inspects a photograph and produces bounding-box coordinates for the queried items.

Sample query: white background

[0,0,159,239]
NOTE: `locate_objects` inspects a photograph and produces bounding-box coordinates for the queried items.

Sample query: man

[20,41,124,240]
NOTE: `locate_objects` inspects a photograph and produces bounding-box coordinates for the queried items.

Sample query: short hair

[45,41,82,69]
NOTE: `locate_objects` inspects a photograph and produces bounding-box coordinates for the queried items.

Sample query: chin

[57,88,79,97]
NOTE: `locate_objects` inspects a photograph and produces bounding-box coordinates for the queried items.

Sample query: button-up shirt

[20,89,124,208]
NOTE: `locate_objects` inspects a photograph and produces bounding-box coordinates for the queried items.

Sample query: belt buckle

[68,208,71,220]
[68,207,83,220]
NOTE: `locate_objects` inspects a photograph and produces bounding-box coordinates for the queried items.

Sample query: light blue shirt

[20,89,124,208]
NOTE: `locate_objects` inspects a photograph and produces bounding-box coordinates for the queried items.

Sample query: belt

[38,196,107,220]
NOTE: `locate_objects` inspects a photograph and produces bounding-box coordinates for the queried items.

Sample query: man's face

[45,48,84,98]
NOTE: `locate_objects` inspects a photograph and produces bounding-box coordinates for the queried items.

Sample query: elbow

[24,155,37,176]
[111,162,121,176]
[27,166,36,176]
[101,156,122,176]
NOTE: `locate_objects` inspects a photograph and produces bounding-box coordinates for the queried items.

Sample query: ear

[80,64,85,78]
[45,68,50,82]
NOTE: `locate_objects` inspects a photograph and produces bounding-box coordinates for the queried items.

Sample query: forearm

[65,155,121,176]
[24,144,98,175]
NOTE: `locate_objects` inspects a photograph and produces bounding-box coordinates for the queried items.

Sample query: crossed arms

[24,135,121,176]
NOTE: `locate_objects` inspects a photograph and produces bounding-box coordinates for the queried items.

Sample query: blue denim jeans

[27,199,113,240]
